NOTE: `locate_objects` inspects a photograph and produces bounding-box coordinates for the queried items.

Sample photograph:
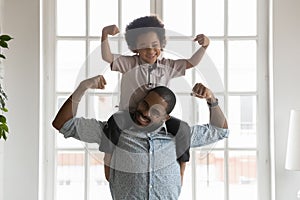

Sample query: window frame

[42,0,271,199]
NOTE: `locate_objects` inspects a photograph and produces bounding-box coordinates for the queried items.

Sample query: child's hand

[102,25,120,36]
[193,34,210,48]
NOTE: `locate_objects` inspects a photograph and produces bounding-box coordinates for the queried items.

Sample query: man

[52,75,229,200]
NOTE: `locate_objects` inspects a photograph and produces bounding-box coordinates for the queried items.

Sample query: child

[101,15,210,183]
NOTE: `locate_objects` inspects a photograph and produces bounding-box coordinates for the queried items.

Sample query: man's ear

[165,114,171,121]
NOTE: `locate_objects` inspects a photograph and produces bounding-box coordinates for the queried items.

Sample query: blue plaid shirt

[60,117,229,200]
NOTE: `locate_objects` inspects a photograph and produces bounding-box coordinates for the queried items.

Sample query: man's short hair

[148,86,176,114]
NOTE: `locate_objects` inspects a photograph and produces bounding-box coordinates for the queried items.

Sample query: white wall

[273,0,300,199]
[1,0,40,200]
[0,0,4,198]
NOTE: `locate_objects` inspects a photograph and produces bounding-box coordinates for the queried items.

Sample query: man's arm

[189,83,229,148]
[52,75,106,130]
[192,83,228,129]
[185,34,210,69]
[101,25,119,63]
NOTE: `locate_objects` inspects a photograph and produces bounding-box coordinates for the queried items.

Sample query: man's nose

[141,109,150,117]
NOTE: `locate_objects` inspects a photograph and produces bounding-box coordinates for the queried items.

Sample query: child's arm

[101,25,119,63]
[185,34,210,69]
[180,162,186,185]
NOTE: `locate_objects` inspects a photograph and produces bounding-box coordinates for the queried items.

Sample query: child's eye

[152,43,159,48]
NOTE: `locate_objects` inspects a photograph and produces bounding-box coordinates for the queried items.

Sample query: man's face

[135,31,162,65]
[135,91,169,130]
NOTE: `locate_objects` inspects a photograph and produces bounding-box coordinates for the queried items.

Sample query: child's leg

[165,116,191,162]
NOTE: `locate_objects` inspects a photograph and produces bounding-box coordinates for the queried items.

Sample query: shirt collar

[138,54,164,68]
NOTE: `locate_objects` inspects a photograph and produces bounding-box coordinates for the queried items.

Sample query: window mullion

[153,0,163,19]
[224,0,229,199]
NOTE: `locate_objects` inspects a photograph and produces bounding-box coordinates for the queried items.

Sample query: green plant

[0,34,13,140]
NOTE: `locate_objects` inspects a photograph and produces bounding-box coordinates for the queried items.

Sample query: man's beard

[132,111,163,132]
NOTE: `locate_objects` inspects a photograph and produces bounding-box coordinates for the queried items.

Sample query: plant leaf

[0,123,9,132]
[0,130,7,140]
[0,107,8,112]
[3,131,7,140]
[0,40,8,48]
[0,115,6,123]
[0,54,5,59]
[0,35,13,41]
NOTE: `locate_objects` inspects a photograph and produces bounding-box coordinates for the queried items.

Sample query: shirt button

[149,151,152,154]
[150,185,153,188]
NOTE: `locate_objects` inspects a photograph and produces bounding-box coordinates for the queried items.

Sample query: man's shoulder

[108,111,134,130]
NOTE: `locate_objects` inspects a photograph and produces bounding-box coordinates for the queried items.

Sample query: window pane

[229,151,257,200]
[197,41,225,93]
[121,40,133,55]
[57,0,85,36]
[87,94,119,121]
[121,0,150,30]
[56,40,86,92]
[205,41,225,88]
[89,152,112,200]
[56,96,86,149]
[89,0,118,36]
[163,0,192,36]
[171,95,194,125]
[165,40,193,60]
[179,161,192,200]
[89,41,120,93]
[56,151,85,200]
[88,40,108,75]
[196,151,225,199]
[169,72,193,93]
[228,96,257,148]
[196,0,224,36]
[228,0,257,36]
[228,41,256,92]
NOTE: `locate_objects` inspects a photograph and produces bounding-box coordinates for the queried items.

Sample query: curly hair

[125,16,166,53]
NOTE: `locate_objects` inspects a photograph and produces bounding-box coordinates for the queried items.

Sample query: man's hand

[102,25,120,36]
[80,75,107,90]
[193,34,210,48]
[192,83,213,99]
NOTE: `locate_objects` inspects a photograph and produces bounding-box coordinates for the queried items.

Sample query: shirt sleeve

[161,58,186,79]
[111,55,137,73]
[190,124,229,148]
[59,117,106,147]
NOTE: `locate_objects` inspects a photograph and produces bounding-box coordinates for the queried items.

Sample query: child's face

[135,31,162,64]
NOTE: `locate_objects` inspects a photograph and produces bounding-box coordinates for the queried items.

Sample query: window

[44,0,270,199]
